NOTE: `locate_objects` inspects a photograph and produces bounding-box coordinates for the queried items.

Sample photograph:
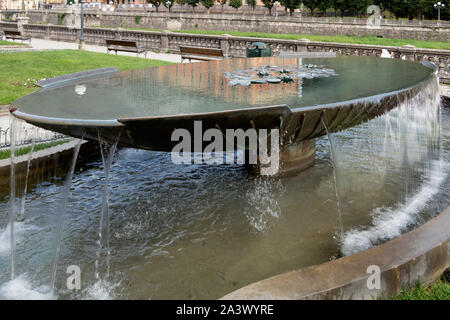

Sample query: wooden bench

[106,39,147,58]
[179,46,224,62]
[3,30,31,44]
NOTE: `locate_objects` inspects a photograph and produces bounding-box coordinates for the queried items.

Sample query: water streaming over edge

[341,77,444,255]
[50,139,82,296]
[321,115,345,242]
[8,115,17,280]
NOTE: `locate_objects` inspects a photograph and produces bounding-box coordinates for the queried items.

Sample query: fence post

[161,30,170,52]
[296,38,310,52]
[220,34,232,58]
[17,16,30,34]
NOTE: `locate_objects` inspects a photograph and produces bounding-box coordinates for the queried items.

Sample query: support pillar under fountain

[247,139,316,176]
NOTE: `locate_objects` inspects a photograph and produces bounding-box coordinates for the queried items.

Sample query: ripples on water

[0,100,449,300]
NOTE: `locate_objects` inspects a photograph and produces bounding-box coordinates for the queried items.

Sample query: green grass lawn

[0,139,71,160]
[392,269,450,300]
[0,49,172,105]
[0,40,27,46]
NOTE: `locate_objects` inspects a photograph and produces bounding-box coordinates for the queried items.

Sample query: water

[95,133,121,283]
[50,139,82,296]
[18,131,36,222]
[321,114,344,242]
[0,83,448,299]
[8,116,17,280]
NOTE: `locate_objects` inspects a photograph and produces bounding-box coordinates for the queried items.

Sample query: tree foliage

[281,0,302,16]
[229,0,242,10]
[201,0,215,10]
[262,0,276,15]
[295,0,450,20]
[247,0,256,10]
[163,0,175,11]
[147,0,162,12]
[187,0,200,12]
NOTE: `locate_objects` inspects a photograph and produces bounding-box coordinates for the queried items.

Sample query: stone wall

[2,10,450,42]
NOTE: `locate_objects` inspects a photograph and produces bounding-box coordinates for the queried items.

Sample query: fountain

[9,56,437,175]
[1,55,448,300]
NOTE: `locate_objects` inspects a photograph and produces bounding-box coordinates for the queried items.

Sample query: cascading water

[340,78,444,256]
[321,115,345,242]
[50,138,82,296]
[17,130,36,222]
[8,115,17,280]
[91,133,121,298]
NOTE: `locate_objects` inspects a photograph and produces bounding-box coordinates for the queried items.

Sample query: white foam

[341,160,447,256]
[0,274,53,300]
[82,280,120,300]
[244,178,284,231]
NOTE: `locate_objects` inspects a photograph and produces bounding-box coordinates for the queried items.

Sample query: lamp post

[78,0,84,50]
[165,0,171,13]
[274,1,279,17]
[434,2,445,24]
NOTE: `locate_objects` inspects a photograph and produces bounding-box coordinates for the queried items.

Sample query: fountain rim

[10,63,437,127]
[221,205,450,300]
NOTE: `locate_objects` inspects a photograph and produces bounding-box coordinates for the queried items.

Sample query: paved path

[29,38,183,63]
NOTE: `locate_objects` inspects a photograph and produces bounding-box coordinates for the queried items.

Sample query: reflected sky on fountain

[12,56,433,121]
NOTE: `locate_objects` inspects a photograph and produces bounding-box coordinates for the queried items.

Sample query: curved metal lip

[11,110,124,127]
[10,61,435,127]
[291,73,434,113]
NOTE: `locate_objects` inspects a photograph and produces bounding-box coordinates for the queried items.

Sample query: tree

[217,0,227,12]
[176,0,187,5]
[187,0,200,13]
[262,0,276,15]
[147,0,162,12]
[163,0,175,12]
[247,0,256,10]
[201,0,215,12]
[302,0,321,16]
[353,0,369,18]
[317,0,331,16]
[281,0,301,16]
[331,0,355,17]
[229,0,242,10]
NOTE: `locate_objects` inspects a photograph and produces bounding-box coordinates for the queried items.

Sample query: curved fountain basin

[10,56,435,151]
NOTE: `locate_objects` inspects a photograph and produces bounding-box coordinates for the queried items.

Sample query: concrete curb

[0,139,101,184]
[222,206,450,300]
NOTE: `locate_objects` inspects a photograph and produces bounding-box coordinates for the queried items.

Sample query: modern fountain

[2,55,448,300]
[9,56,437,175]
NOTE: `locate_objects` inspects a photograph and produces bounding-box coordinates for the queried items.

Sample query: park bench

[179,46,224,62]
[3,30,31,44]
[106,39,147,58]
